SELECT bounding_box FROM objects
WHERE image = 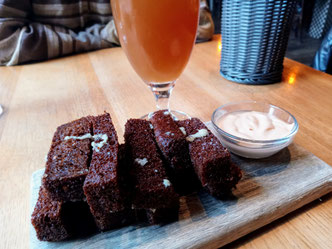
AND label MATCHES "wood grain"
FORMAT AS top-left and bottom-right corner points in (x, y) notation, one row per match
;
(29, 124), (332, 248)
(0, 35), (332, 248)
